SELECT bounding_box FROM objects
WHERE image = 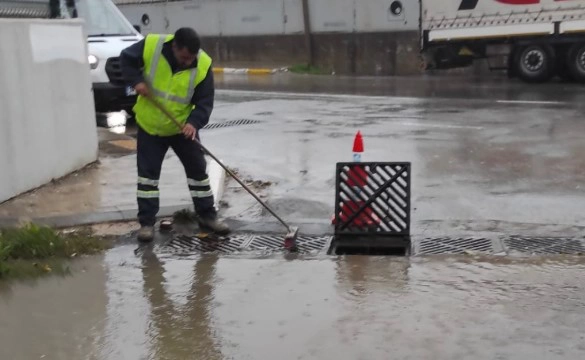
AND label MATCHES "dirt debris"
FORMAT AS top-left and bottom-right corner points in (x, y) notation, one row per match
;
(173, 209), (198, 224)
(225, 166), (274, 190)
(244, 180), (273, 189)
